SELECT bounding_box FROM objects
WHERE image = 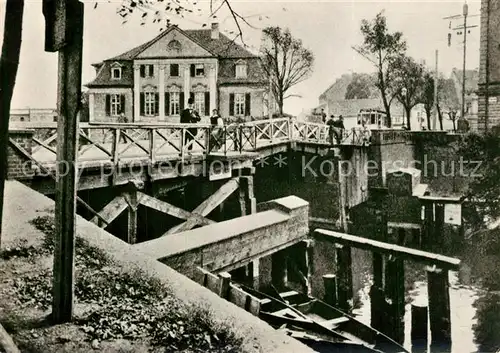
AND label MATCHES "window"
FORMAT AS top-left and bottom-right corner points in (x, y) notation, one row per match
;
(140, 64), (154, 78)
(144, 92), (155, 116)
(195, 64), (205, 77)
(110, 94), (122, 116)
(194, 92), (205, 115)
(111, 67), (122, 79)
(170, 92), (180, 115)
(236, 64), (247, 78)
(235, 93), (245, 116)
(170, 64), (179, 77)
